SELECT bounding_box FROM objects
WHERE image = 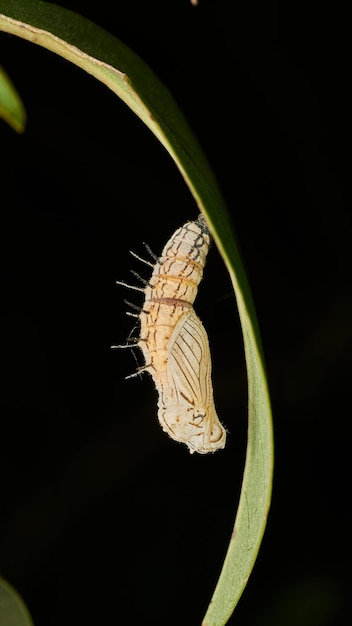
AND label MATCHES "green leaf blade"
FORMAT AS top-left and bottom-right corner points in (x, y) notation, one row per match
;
(203, 330), (274, 625)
